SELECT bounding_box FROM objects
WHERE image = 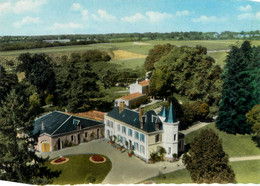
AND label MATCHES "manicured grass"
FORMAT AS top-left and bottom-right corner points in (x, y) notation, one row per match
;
(45, 154), (112, 185)
(208, 51), (228, 67)
(230, 160), (260, 184)
(144, 160), (260, 184)
(143, 169), (192, 184)
(185, 123), (260, 157)
(144, 101), (167, 112)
